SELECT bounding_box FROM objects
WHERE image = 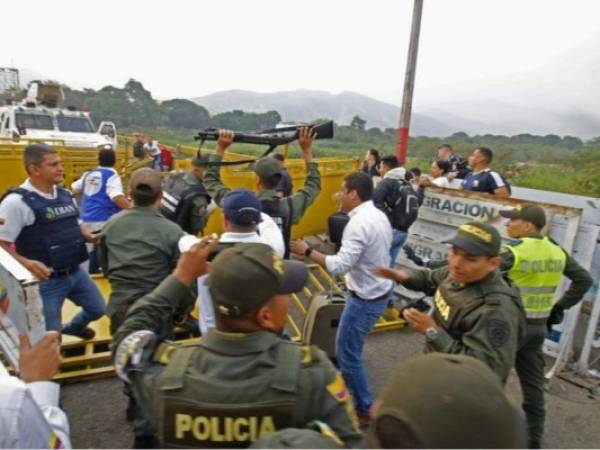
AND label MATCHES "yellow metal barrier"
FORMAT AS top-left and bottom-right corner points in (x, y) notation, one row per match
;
(172, 142), (360, 237)
(0, 142), (130, 195)
(1, 135), (401, 381)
